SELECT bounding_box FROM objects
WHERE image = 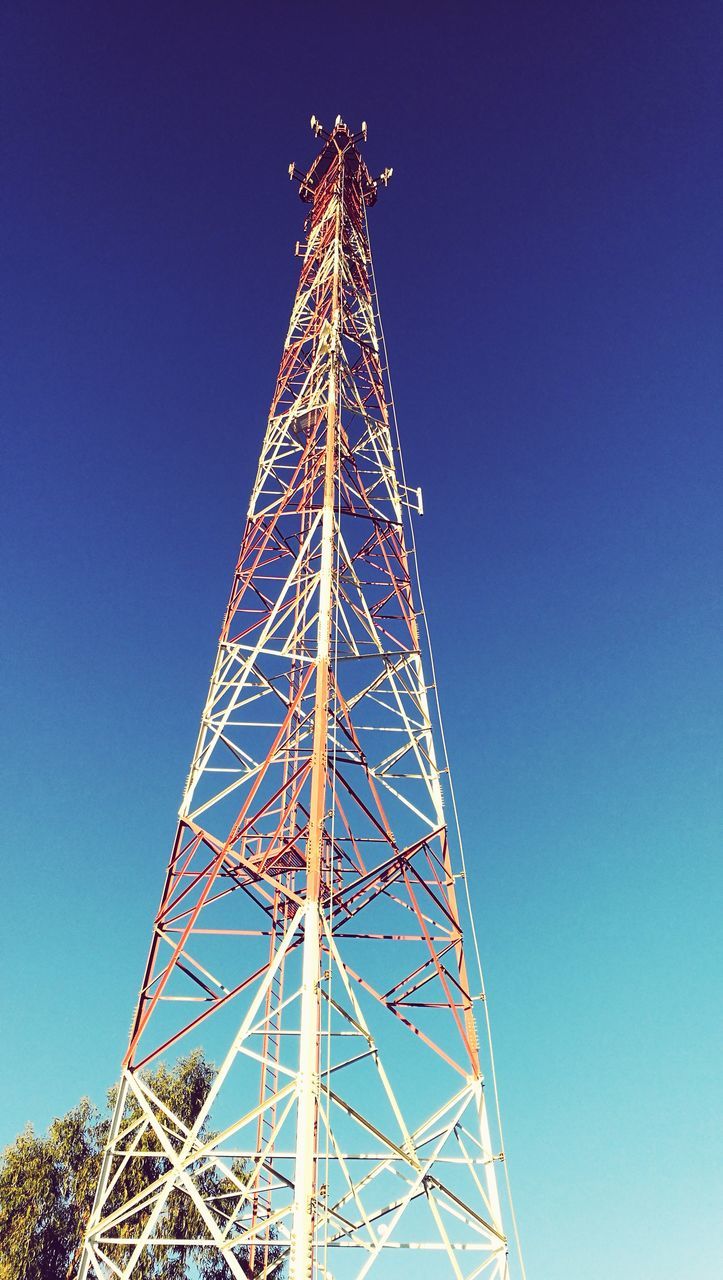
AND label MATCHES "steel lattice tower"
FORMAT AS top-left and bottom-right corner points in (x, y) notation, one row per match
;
(80, 117), (516, 1280)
